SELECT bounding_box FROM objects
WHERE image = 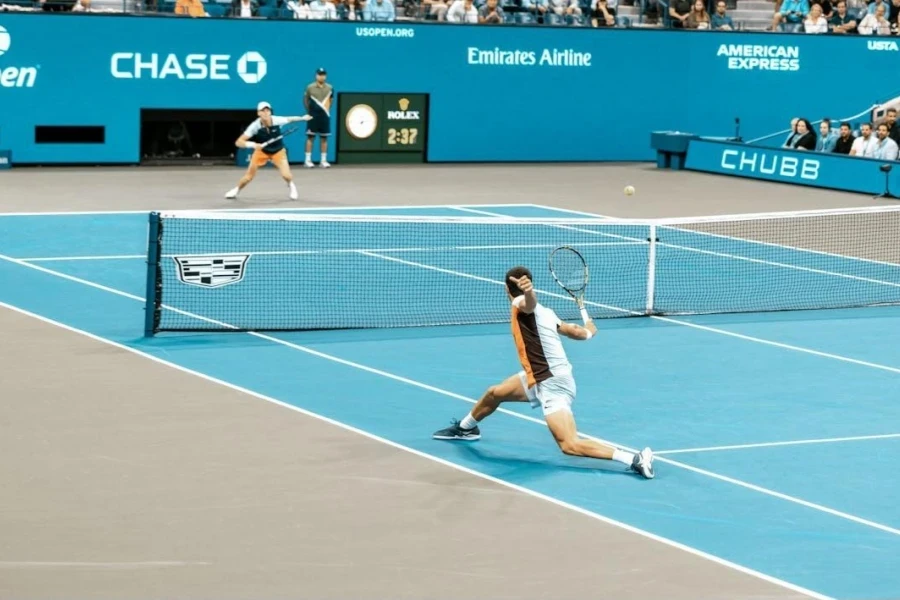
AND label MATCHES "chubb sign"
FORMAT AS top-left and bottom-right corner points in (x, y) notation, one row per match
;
(0, 25), (38, 88)
(720, 149), (820, 181)
(110, 51), (268, 84)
